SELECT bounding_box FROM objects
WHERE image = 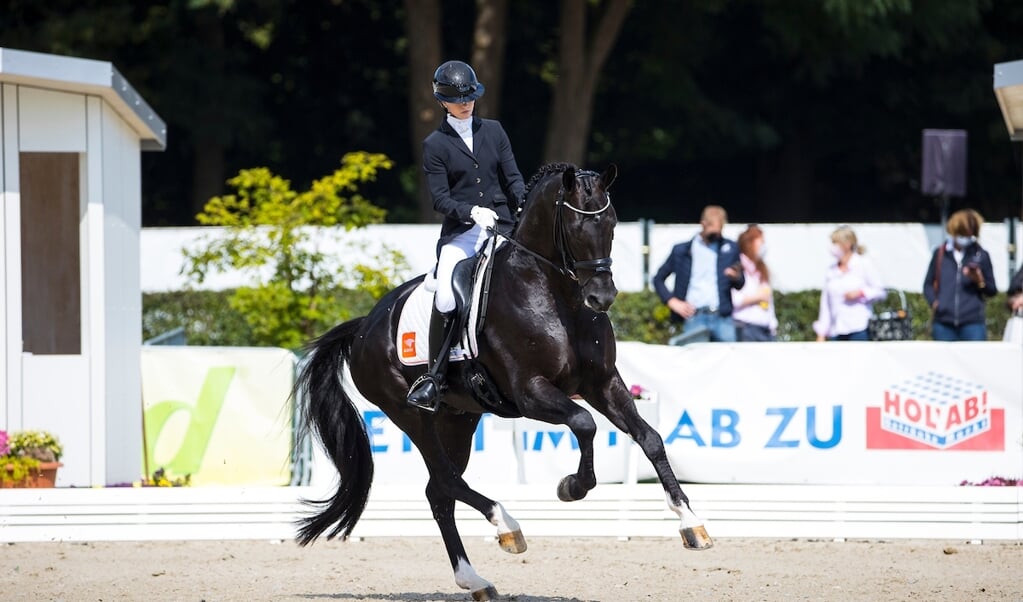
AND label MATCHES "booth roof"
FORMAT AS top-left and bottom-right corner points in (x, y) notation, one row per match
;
(0, 47), (166, 151)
